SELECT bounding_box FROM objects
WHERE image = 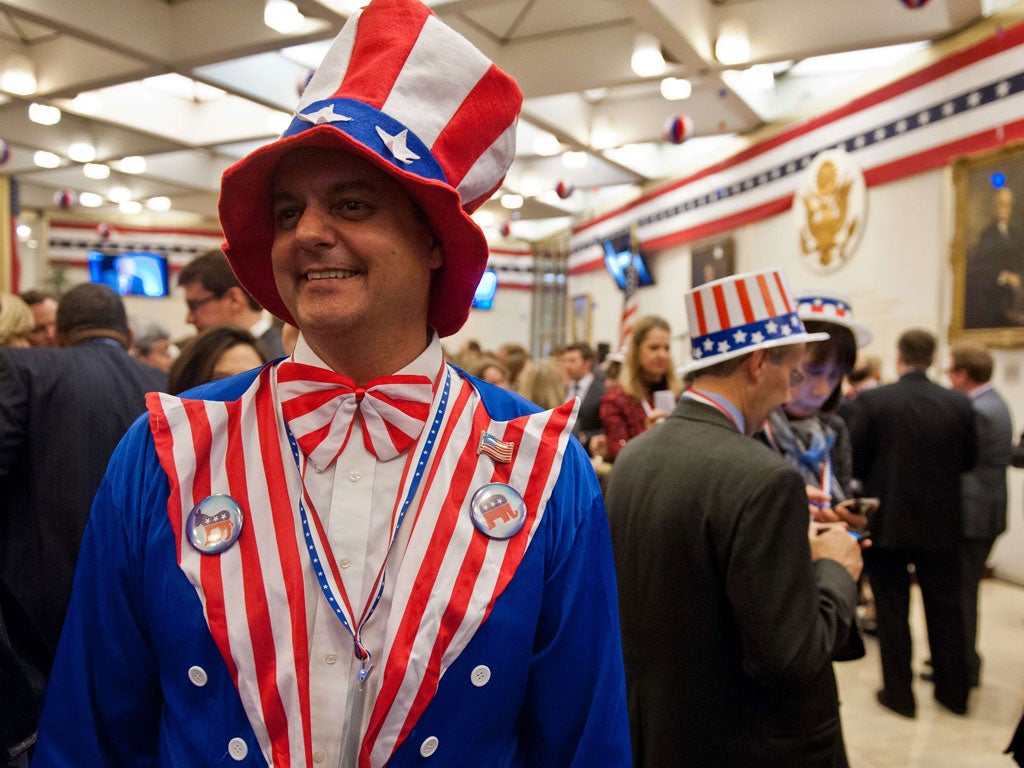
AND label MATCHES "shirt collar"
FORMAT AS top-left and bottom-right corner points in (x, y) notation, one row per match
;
(291, 330), (444, 386)
(249, 316), (272, 340)
(968, 381), (993, 400)
(683, 388), (746, 434)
